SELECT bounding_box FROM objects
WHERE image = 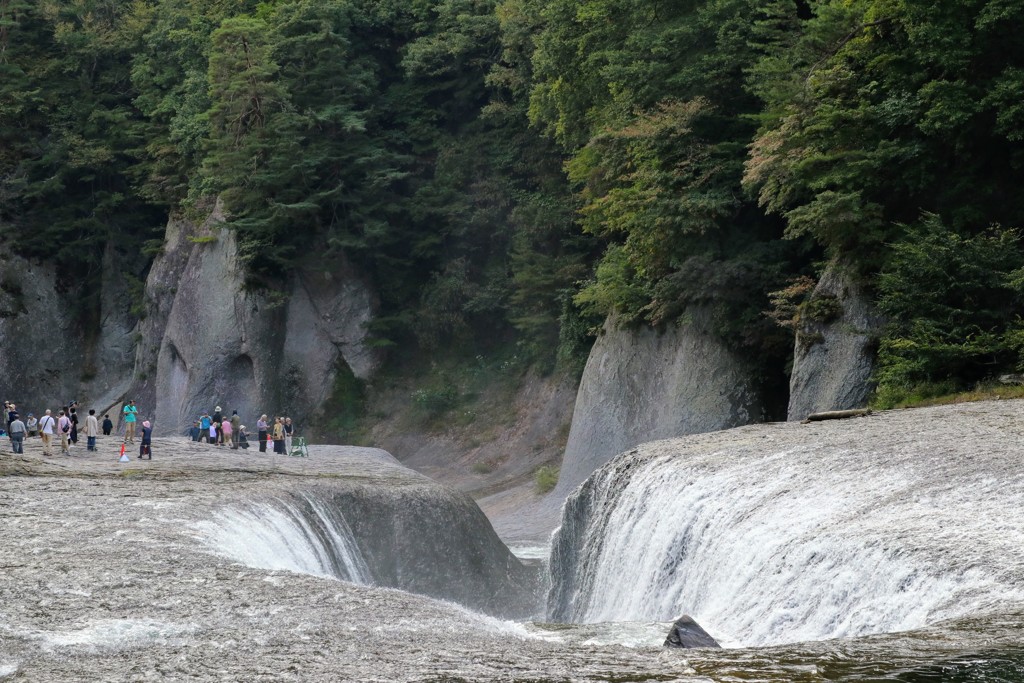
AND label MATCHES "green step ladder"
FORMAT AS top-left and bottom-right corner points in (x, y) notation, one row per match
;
(289, 436), (309, 458)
